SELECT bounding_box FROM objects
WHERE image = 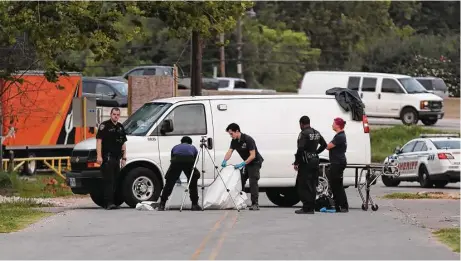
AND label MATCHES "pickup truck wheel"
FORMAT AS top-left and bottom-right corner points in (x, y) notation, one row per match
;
(266, 188), (300, 207)
(421, 119), (438, 126)
(381, 175), (400, 187)
(400, 108), (418, 125)
(123, 167), (161, 208)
